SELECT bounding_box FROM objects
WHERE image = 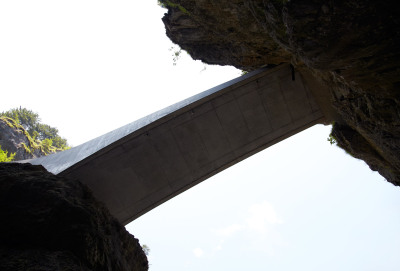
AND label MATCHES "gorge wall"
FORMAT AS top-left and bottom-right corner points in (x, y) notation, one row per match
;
(160, 0), (400, 185)
(0, 120), (149, 270)
(0, 163), (148, 271)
